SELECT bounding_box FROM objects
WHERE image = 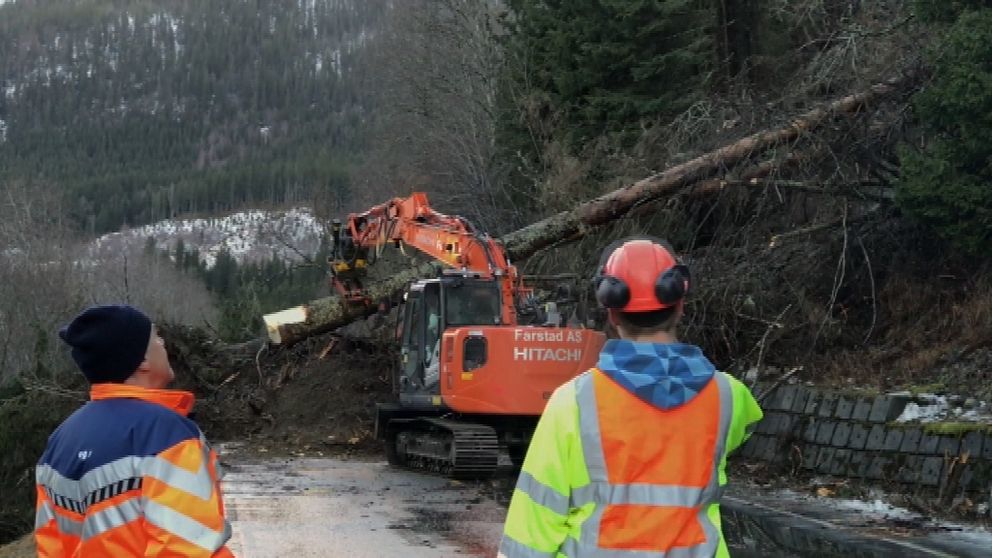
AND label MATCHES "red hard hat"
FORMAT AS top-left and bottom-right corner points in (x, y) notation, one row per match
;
(595, 238), (690, 312)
